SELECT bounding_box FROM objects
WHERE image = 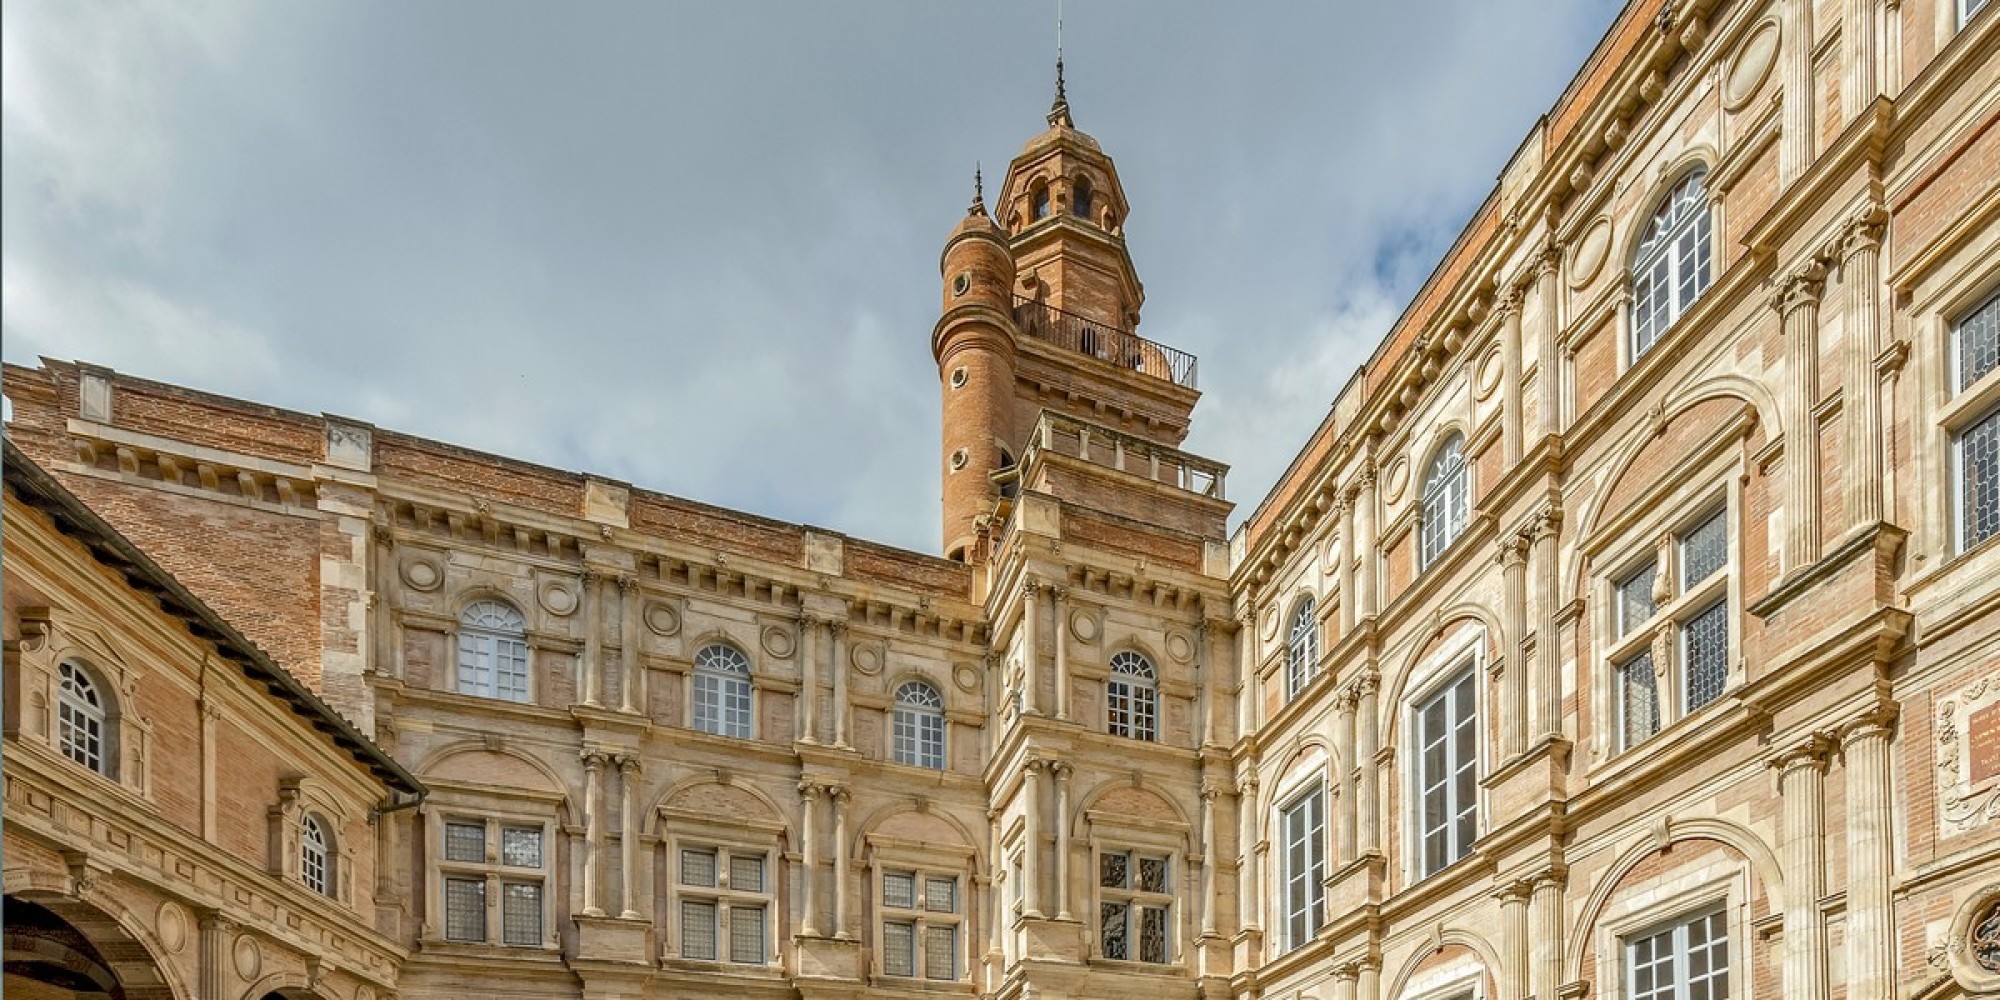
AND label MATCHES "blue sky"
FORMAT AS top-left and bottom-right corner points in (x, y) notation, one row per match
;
(2, 0), (1623, 552)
